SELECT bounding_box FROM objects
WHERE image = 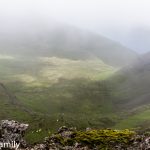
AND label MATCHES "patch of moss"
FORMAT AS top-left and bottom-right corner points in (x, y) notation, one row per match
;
(53, 129), (135, 148)
(74, 129), (135, 147)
